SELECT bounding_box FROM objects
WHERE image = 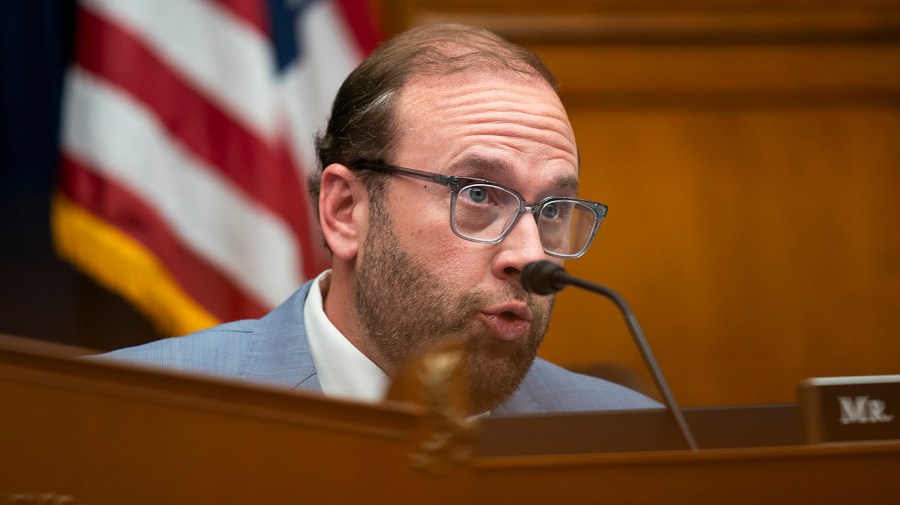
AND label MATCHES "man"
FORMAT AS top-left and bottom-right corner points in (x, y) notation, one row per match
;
(98, 23), (659, 415)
